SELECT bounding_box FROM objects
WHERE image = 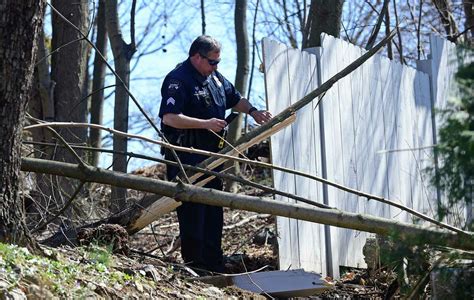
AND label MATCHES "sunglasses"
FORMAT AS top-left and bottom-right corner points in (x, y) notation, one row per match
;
(200, 53), (220, 66)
